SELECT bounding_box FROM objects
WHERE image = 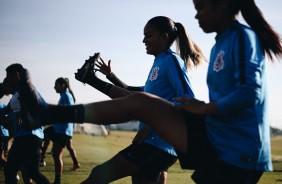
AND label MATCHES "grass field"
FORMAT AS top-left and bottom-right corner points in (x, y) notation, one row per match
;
(1, 131), (282, 184)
